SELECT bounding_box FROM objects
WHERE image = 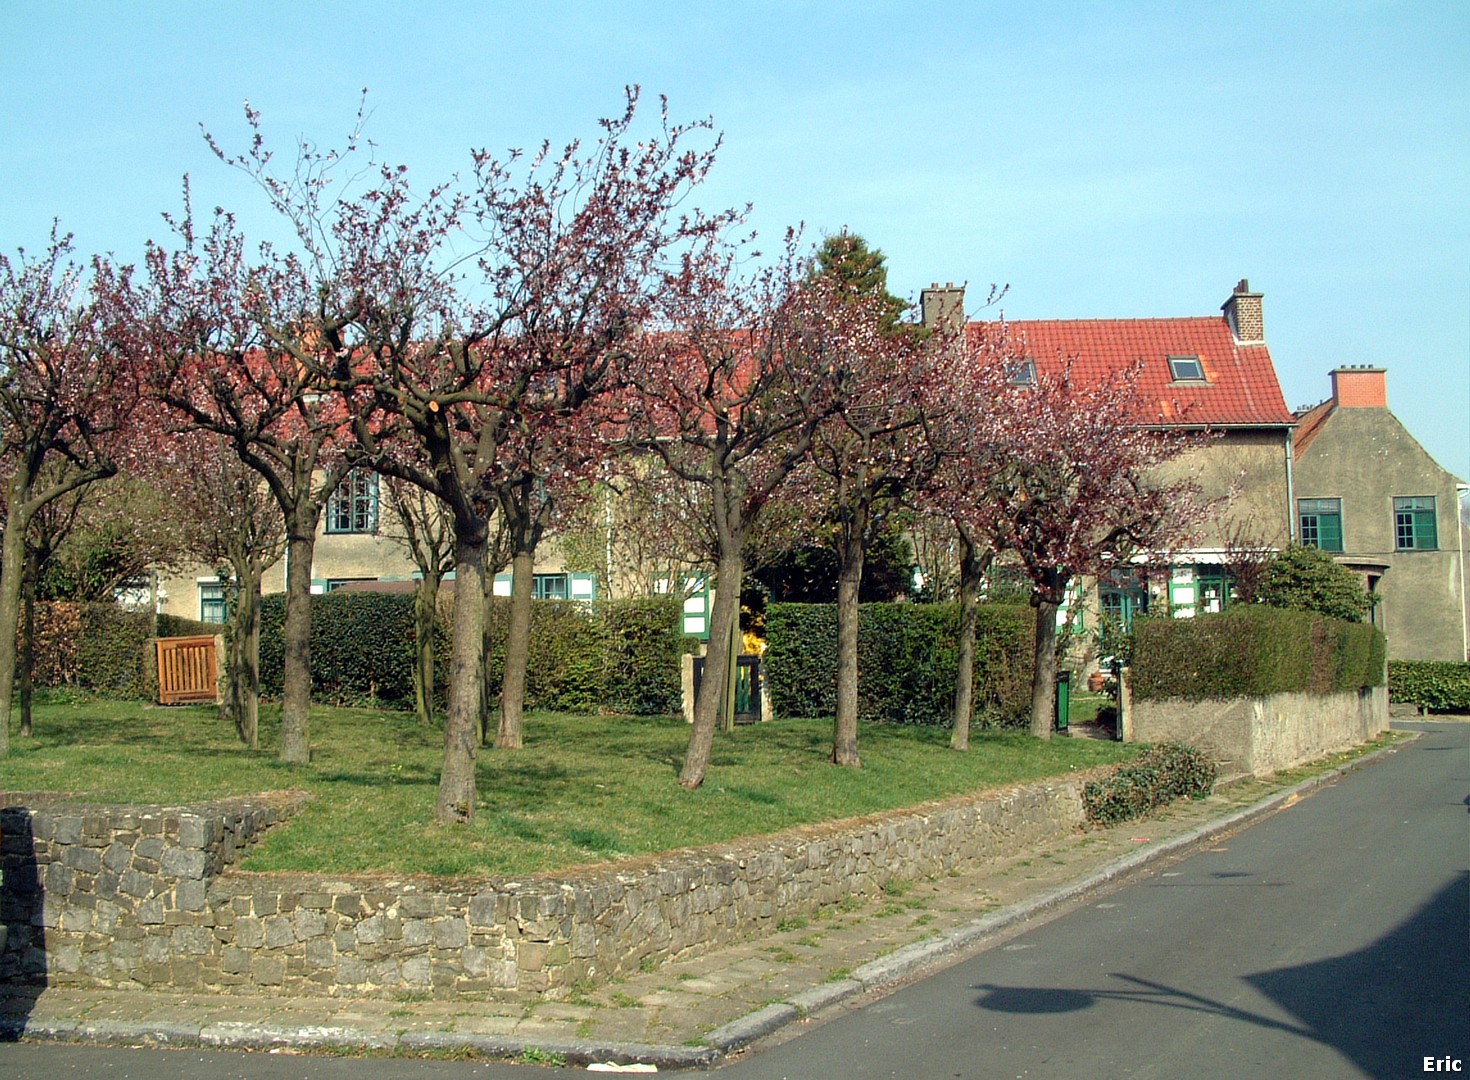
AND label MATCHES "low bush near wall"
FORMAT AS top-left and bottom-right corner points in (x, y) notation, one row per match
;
(1389, 660), (1470, 713)
(1083, 743), (1218, 825)
(764, 602), (1034, 727)
(1129, 606), (1386, 702)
